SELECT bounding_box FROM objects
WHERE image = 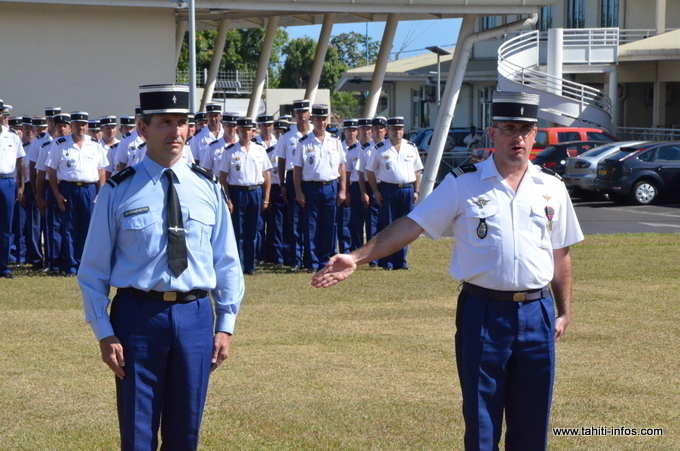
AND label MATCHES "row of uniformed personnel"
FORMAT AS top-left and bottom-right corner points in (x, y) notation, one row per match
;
(0, 97), (423, 277)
